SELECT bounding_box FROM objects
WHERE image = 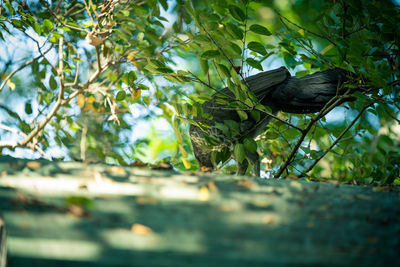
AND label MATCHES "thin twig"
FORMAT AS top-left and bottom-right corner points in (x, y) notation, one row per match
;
(0, 123), (50, 159)
(240, 1), (249, 78)
(274, 93), (350, 178)
(276, 10), (337, 47)
(302, 103), (373, 174)
(0, 46), (52, 91)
